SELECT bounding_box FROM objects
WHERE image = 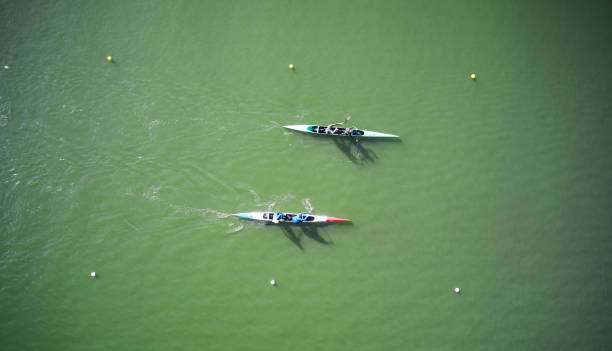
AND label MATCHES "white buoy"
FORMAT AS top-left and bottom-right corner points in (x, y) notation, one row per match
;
(90, 272), (97, 277)
(3, 65), (8, 69)
(470, 73), (476, 80)
(270, 279), (276, 286)
(288, 64), (294, 70)
(454, 287), (460, 293)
